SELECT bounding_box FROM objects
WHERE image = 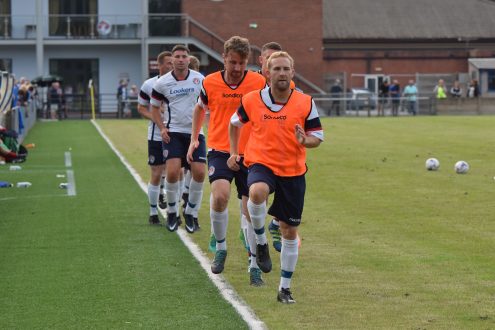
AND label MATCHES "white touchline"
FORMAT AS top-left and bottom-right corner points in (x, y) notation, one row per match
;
(66, 169), (77, 196)
(92, 120), (266, 330)
(64, 151), (72, 167)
